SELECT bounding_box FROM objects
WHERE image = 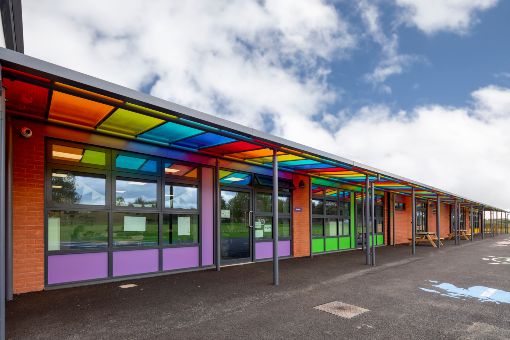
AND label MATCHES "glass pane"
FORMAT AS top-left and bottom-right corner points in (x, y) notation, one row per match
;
(255, 216), (273, 239)
(340, 219), (350, 236)
(163, 162), (198, 179)
(112, 212), (158, 247)
(278, 195), (291, 214)
(115, 179), (157, 208)
(325, 200), (338, 215)
(279, 218), (291, 239)
(256, 193), (272, 213)
(162, 214), (199, 244)
(51, 171), (106, 205)
(115, 154), (158, 173)
(312, 199), (323, 215)
(312, 218), (324, 236)
(221, 190), (251, 260)
(165, 185), (198, 209)
(52, 144), (106, 166)
(325, 218), (338, 236)
(47, 211), (108, 251)
(98, 108), (164, 136)
(219, 170), (252, 186)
